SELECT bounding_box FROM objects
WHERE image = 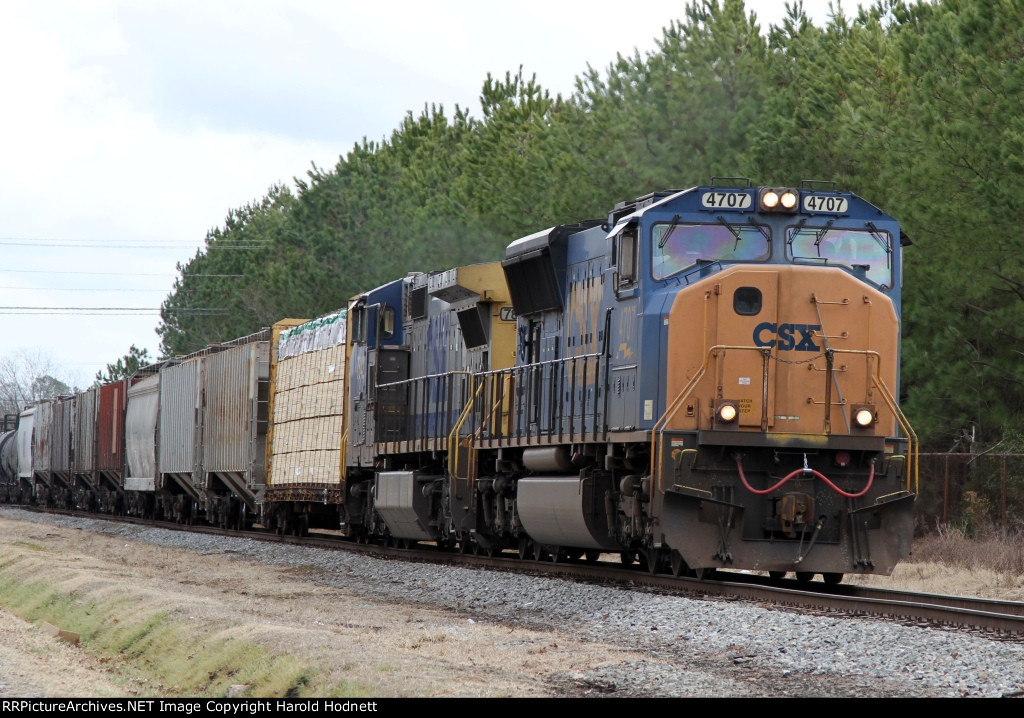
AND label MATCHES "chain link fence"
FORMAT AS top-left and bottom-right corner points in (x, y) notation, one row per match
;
(917, 453), (1024, 534)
